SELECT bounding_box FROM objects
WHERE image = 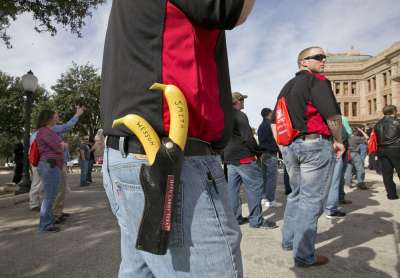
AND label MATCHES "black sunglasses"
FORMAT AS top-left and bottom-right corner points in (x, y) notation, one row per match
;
(304, 54), (326, 61)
